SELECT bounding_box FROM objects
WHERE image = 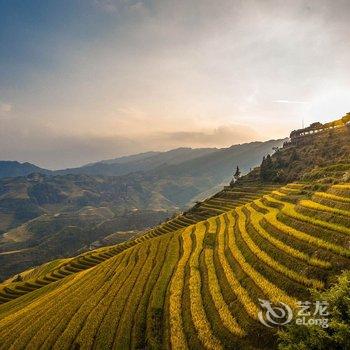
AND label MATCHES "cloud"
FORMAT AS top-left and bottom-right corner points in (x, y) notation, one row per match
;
(0, 120), (260, 169)
(0, 127), (139, 169)
(0, 102), (12, 117)
(273, 100), (309, 104)
(93, 0), (146, 14)
(1, 0), (350, 168)
(129, 1), (146, 13)
(93, 0), (118, 13)
(155, 125), (260, 147)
